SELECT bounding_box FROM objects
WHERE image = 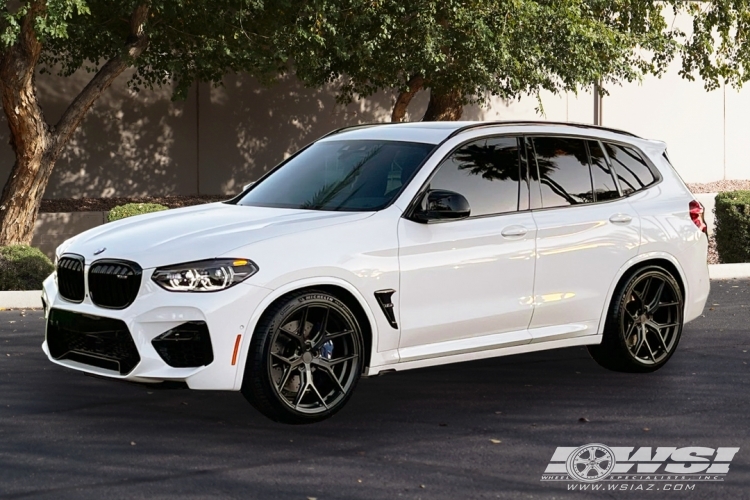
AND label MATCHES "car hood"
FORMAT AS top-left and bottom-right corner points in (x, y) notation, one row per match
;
(60, 203), (373, 269)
